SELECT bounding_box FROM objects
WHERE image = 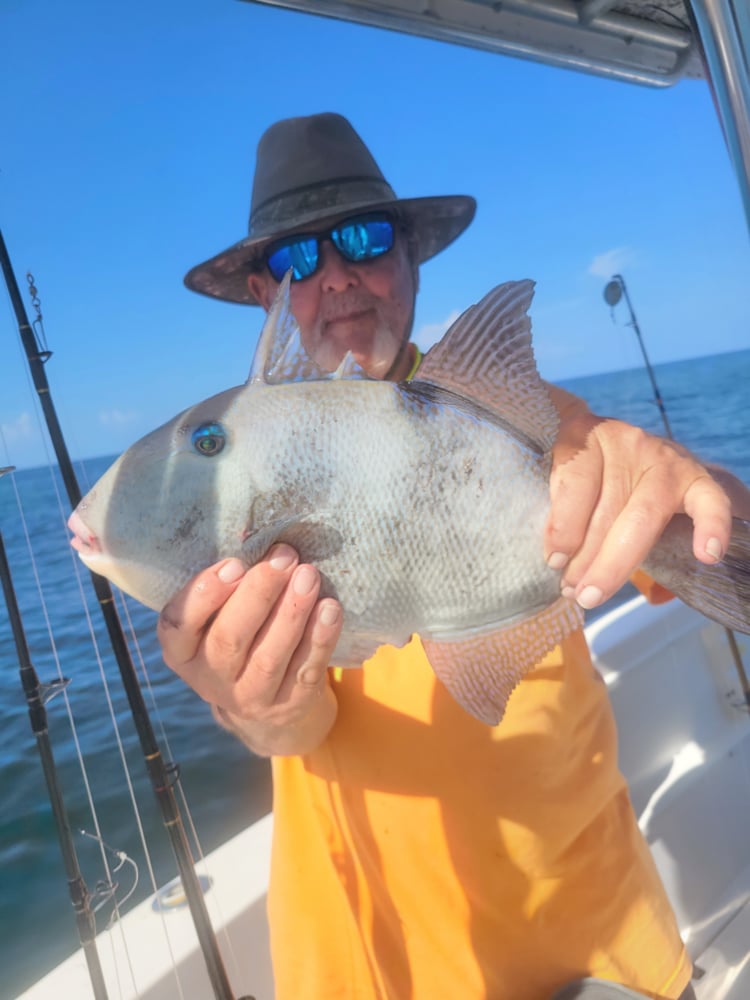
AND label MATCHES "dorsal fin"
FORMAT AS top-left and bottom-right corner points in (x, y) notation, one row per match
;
(248, 271), (370, 386)
(416, 280), (558, 452)
(248, 271), (332, 385)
